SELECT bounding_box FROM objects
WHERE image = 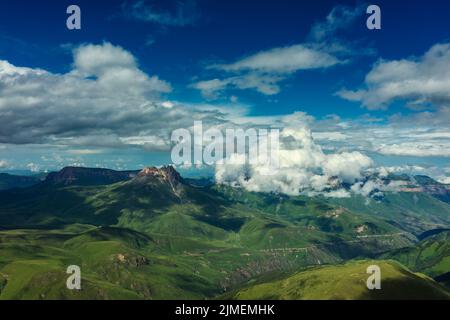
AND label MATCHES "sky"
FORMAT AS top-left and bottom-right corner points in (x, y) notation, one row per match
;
(0, 0), (449, 185)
